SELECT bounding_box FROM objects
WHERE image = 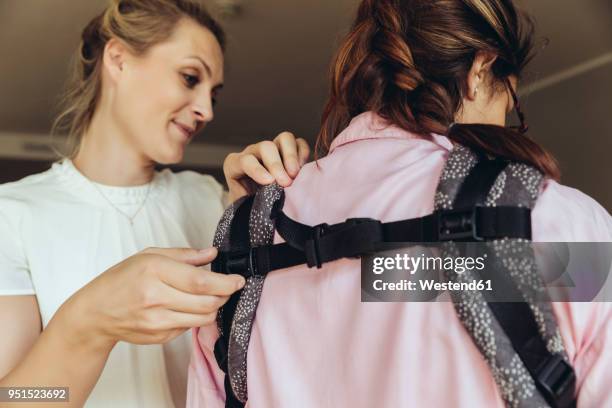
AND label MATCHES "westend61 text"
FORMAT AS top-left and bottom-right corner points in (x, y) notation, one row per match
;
(372, 279), (493, 292)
